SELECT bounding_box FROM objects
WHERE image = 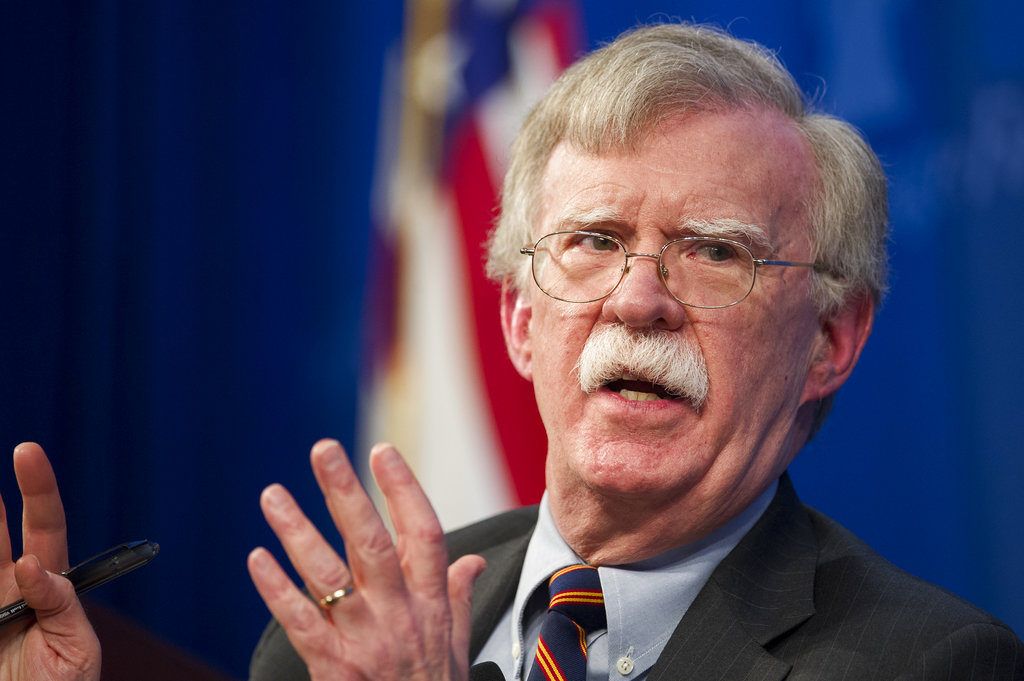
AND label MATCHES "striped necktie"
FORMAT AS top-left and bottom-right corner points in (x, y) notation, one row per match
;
(527, 565), (607, 681)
